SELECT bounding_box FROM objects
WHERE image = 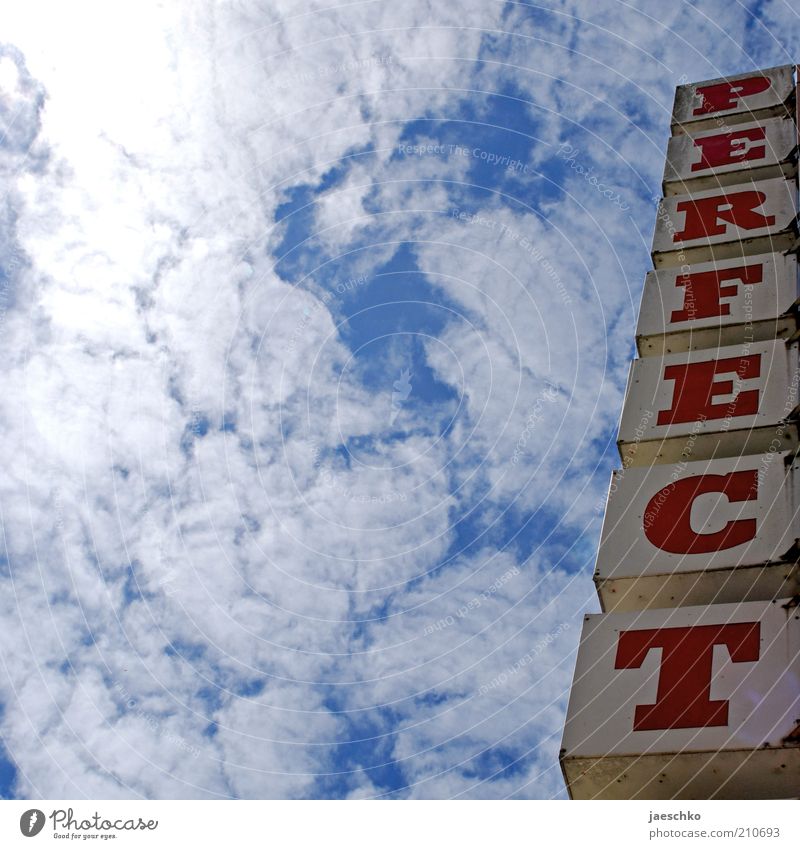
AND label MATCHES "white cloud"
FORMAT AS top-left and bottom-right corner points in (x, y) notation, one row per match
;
(0, 0), (791, 799)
